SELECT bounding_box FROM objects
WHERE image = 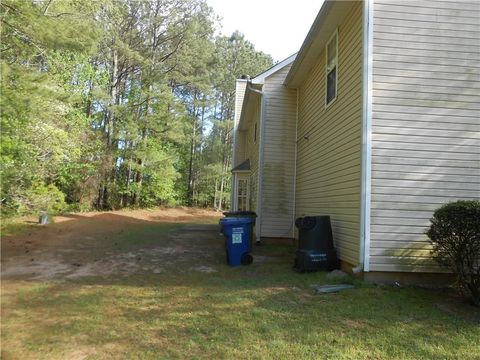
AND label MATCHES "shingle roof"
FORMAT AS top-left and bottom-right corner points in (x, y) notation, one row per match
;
(231, 159), (251, 172)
